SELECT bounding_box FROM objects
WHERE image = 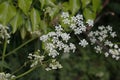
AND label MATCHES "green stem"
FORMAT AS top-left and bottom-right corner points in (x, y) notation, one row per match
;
(13, 67), (36, 80)
(1, 39), (7, 71)
(12, 61), (30, 75)
(4, 37), (37, 57)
